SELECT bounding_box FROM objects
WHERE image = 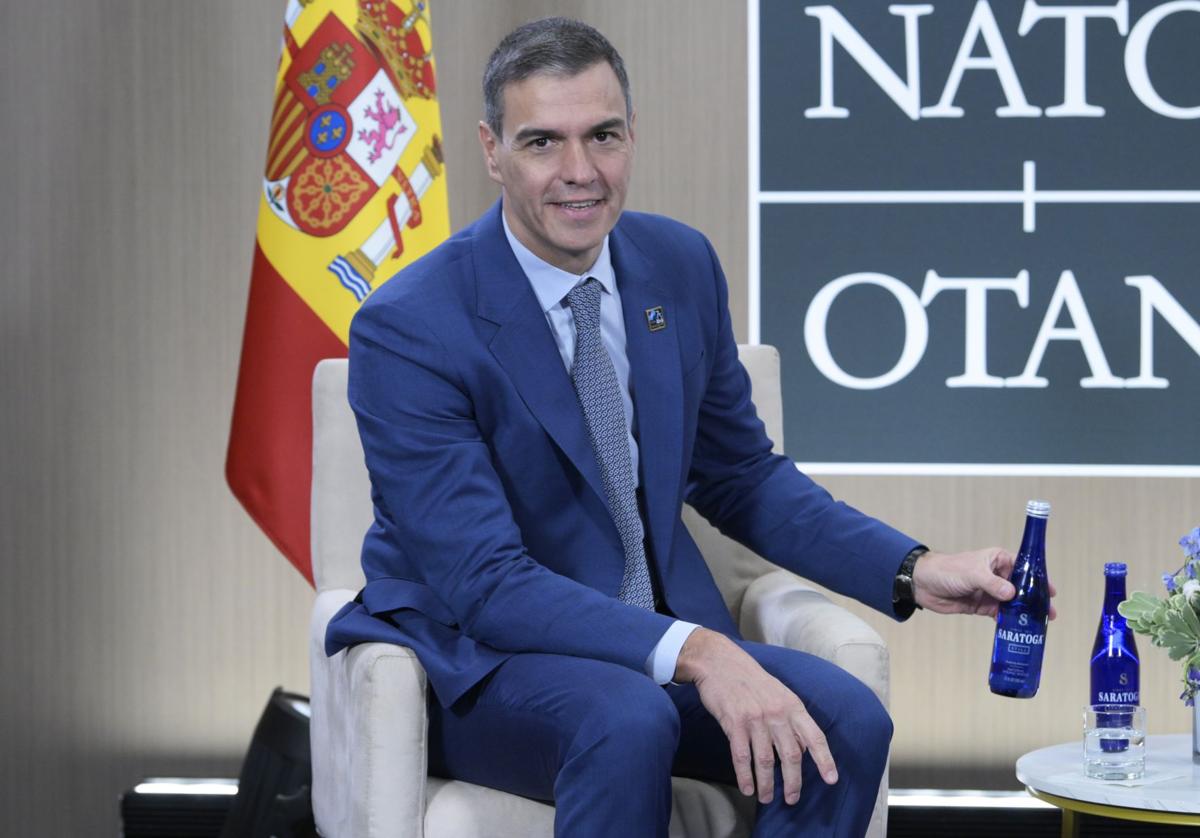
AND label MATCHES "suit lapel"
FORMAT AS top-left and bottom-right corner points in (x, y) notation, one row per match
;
(611, 226), (684, 574)
(473, 204), (607, 505)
